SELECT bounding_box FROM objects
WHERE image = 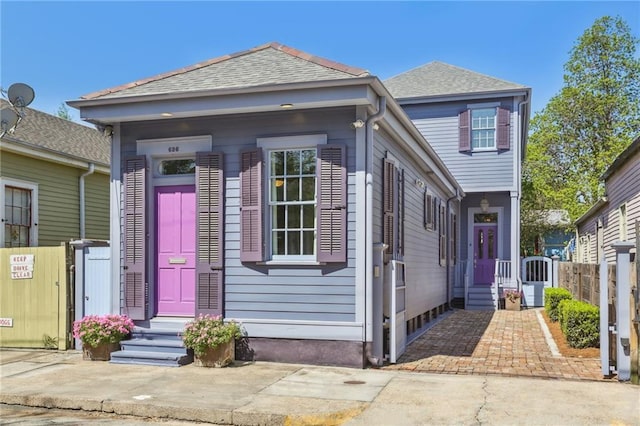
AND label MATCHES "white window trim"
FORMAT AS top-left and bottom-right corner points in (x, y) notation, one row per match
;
(619, 203), (627, 241)
(0, 177), (39, 247)
(257, 134), (327, 261)
(470, 107), (497, 152)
